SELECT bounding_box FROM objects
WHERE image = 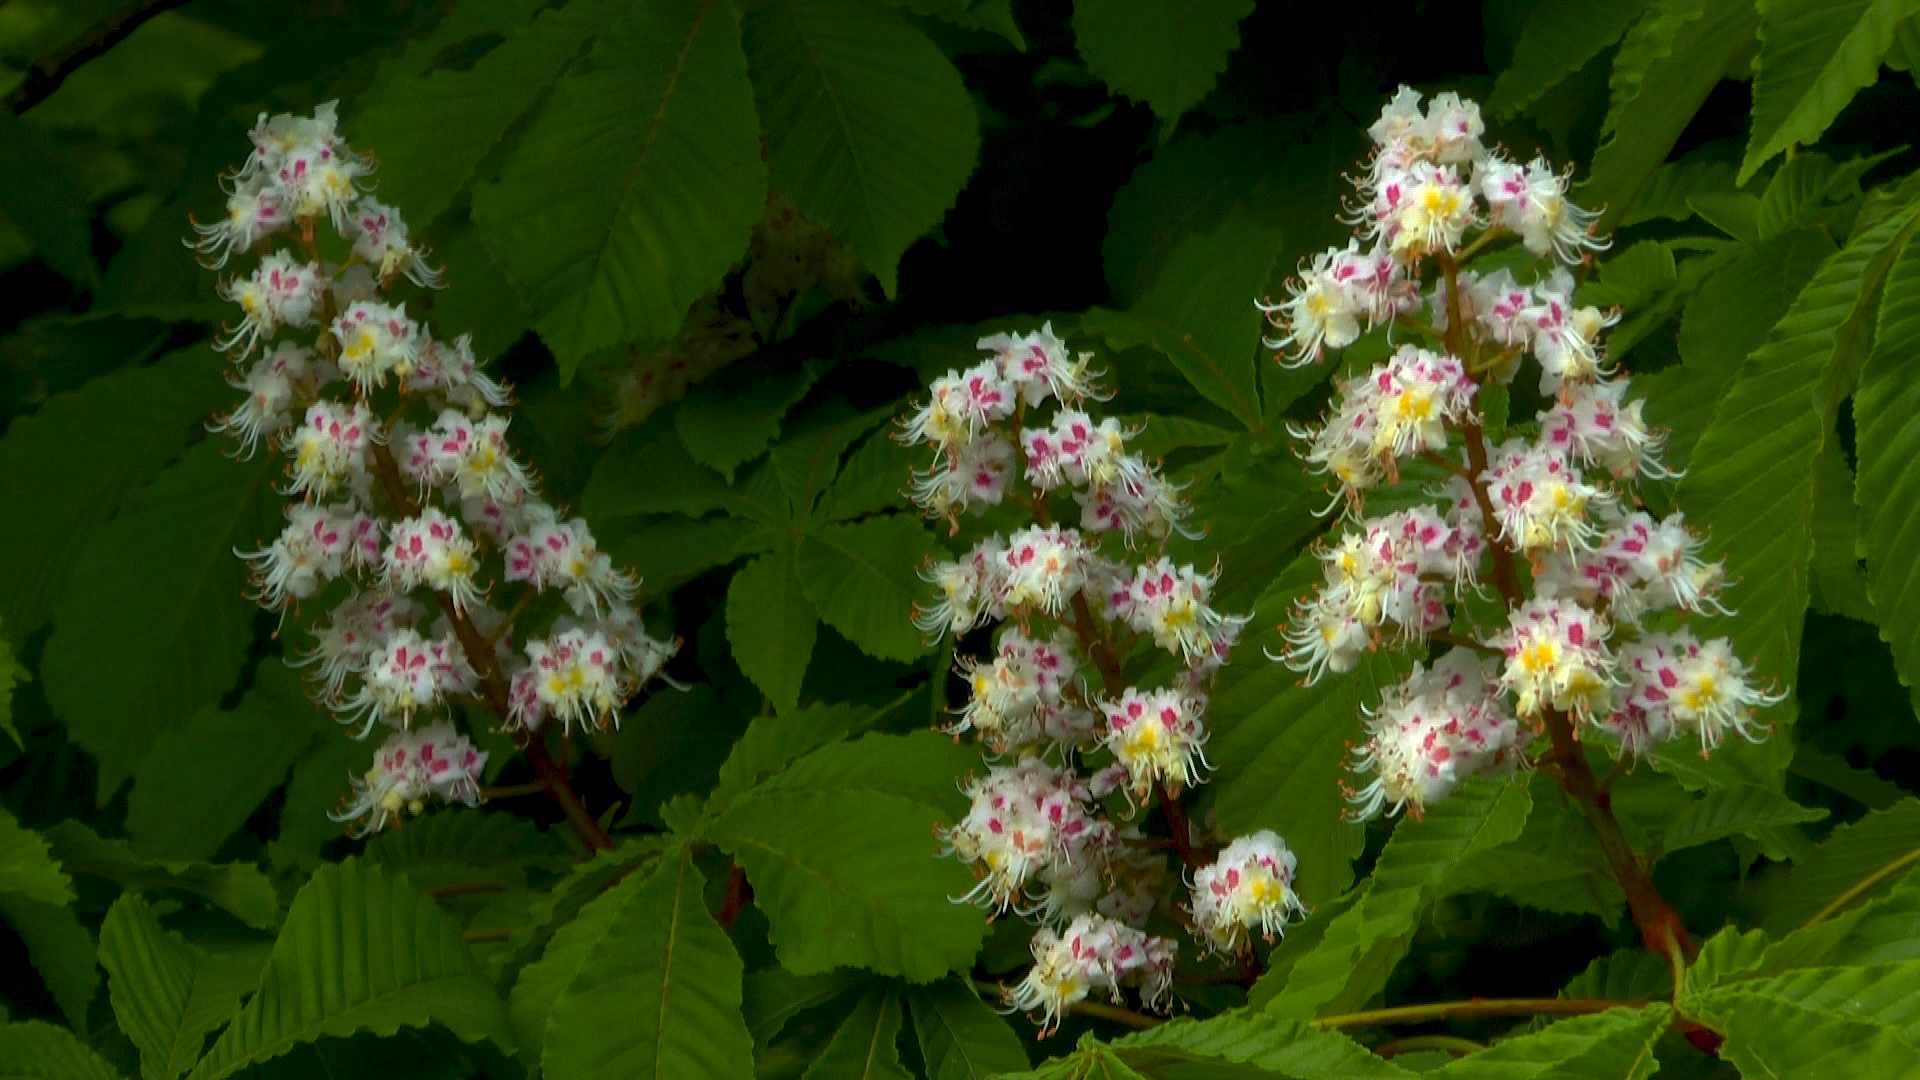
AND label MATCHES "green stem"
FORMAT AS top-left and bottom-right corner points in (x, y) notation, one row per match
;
(1316, 997), (1638, 1030)
(1800, 847), (1920, 930)
(1375, 1034), (1486, 1058)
